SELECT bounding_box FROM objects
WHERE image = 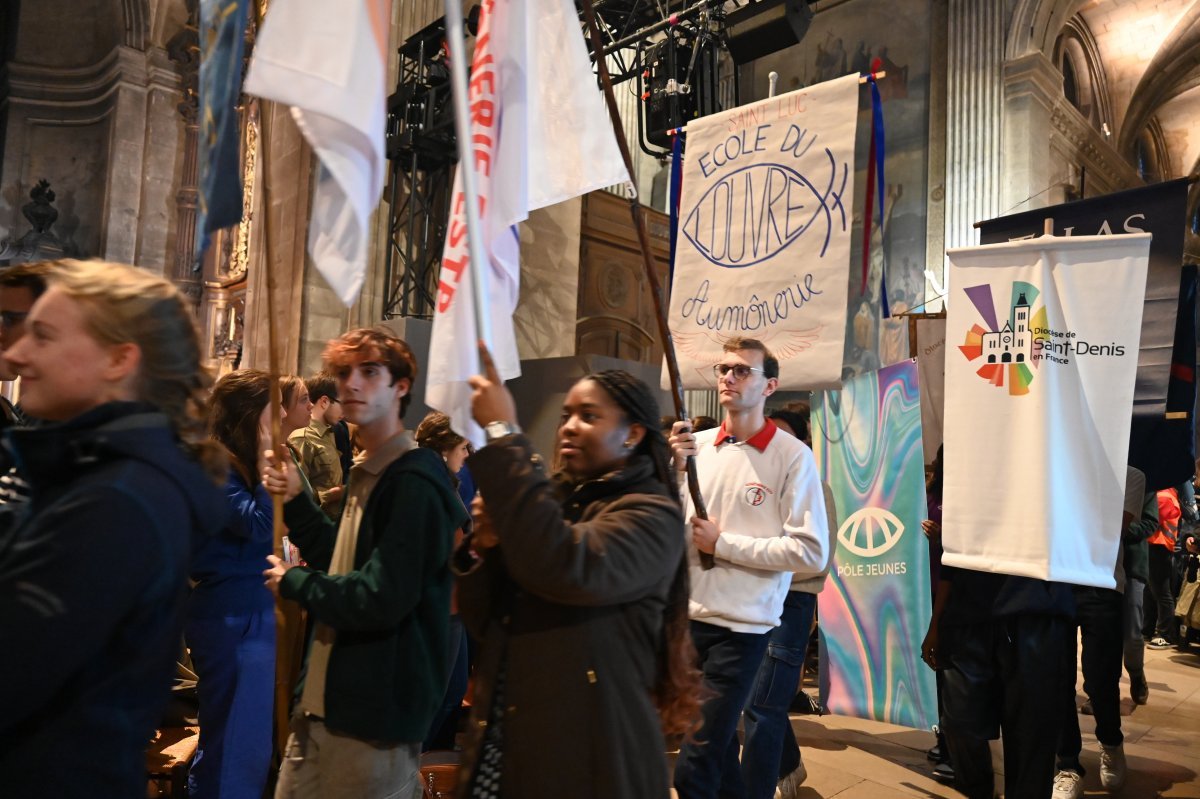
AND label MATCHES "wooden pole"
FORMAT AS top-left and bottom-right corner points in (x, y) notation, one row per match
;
(256, 95), (306, 766)
(577, 0), (713, 568)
